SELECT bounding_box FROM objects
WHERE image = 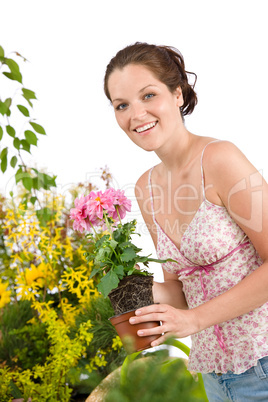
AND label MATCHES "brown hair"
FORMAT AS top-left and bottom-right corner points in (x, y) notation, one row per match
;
(104, 42), (198, 116)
